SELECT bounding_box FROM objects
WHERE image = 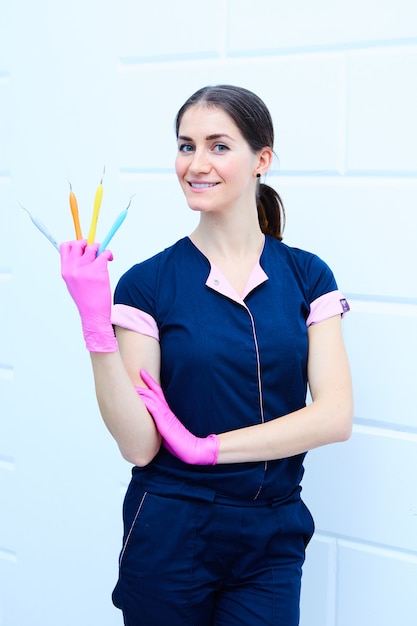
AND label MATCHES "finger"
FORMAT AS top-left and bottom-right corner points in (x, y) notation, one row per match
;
(60, 239), (86, 262)
(65, 239), (89, 260)
(60, 241), (72, 262)
(135, 387), (154, 402)
(96, 248), (114, 264)
(82, 242), (100, 262)
(140, 369), (159, 391)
